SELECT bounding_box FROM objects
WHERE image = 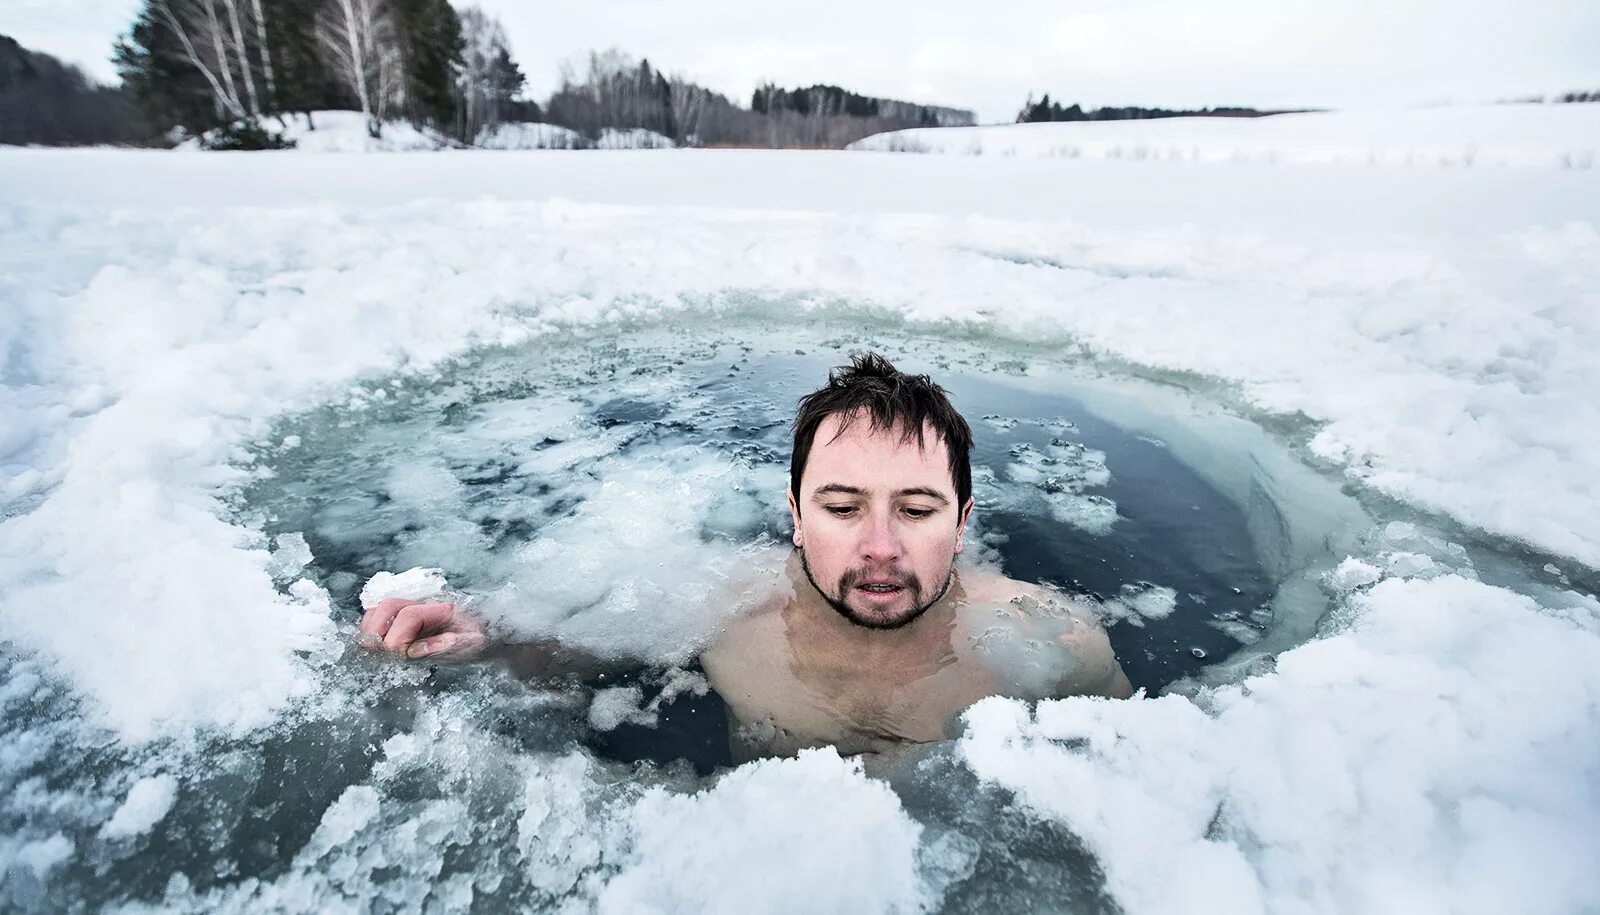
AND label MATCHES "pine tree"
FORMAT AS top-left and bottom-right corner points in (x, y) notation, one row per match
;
(391, 0), (462, 128)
